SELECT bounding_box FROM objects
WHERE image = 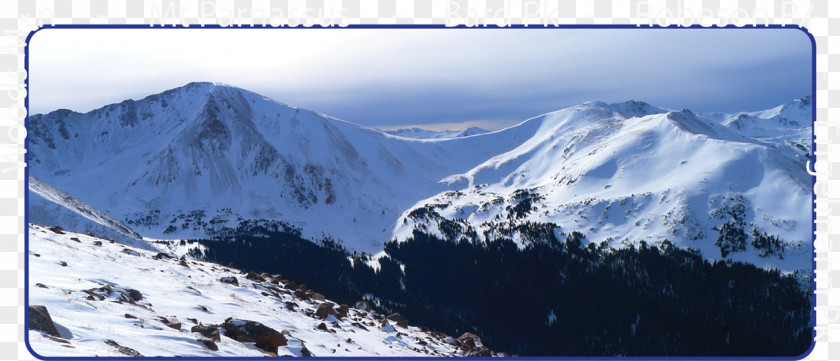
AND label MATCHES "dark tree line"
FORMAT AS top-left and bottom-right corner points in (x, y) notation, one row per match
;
(187, 220), (813, 357)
